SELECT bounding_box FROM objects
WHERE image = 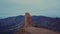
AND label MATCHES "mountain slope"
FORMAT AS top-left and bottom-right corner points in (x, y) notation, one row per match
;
(0, 15), (60, 34)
